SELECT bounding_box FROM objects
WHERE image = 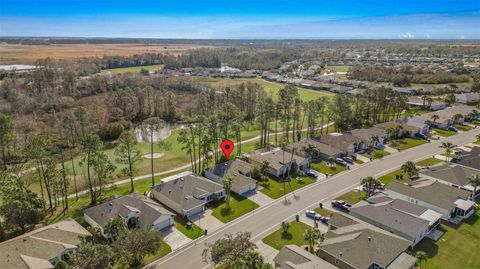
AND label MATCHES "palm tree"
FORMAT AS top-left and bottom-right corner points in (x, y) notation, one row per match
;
(440, 142), (456, 162)
(328, 156), (335, 167)
(467, 174), (480, 200)
(421, 95), (428, 108)
(281, 221), (291, 236)
(242, 251), (264, 268)
(259, 160), (270, 182)
(400, 161), (419, 183)
(426, 97), (434, 109)
(361, 176), (382, 197)
(415, 250), (428, 269)
(303, 227), (322, 253)
(452, 113), (463, 124)
(223, 176), (234, 209)
(303, 143), (319, 161)
(370, 135), (380, 148)
(430, 114), (439, 124)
